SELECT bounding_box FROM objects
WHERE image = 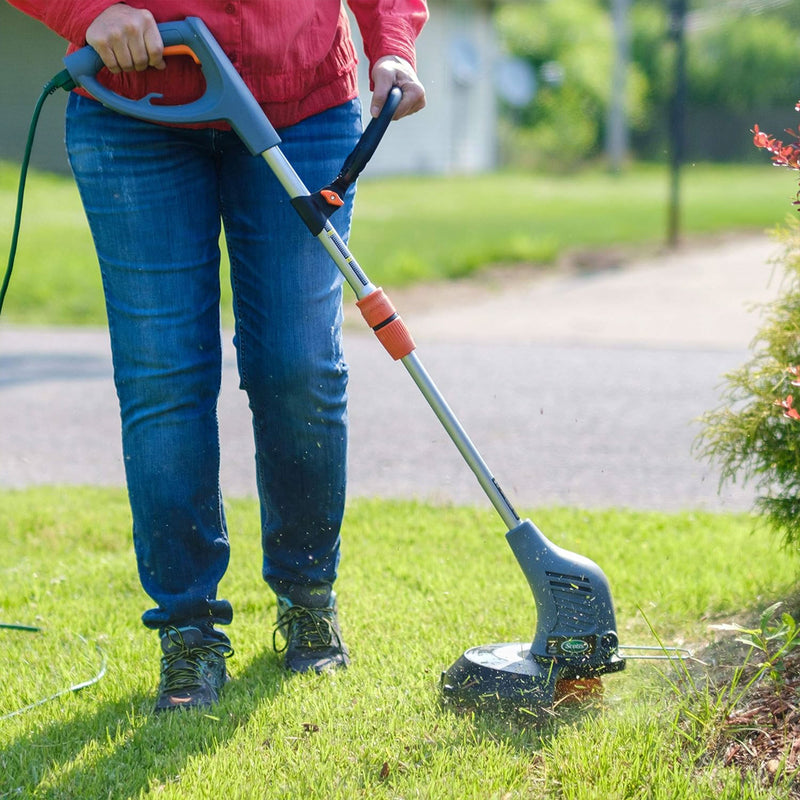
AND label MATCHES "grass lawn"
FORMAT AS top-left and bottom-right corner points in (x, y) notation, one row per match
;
(1, 161), (798, 325)
(1, 487), (798, 798)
